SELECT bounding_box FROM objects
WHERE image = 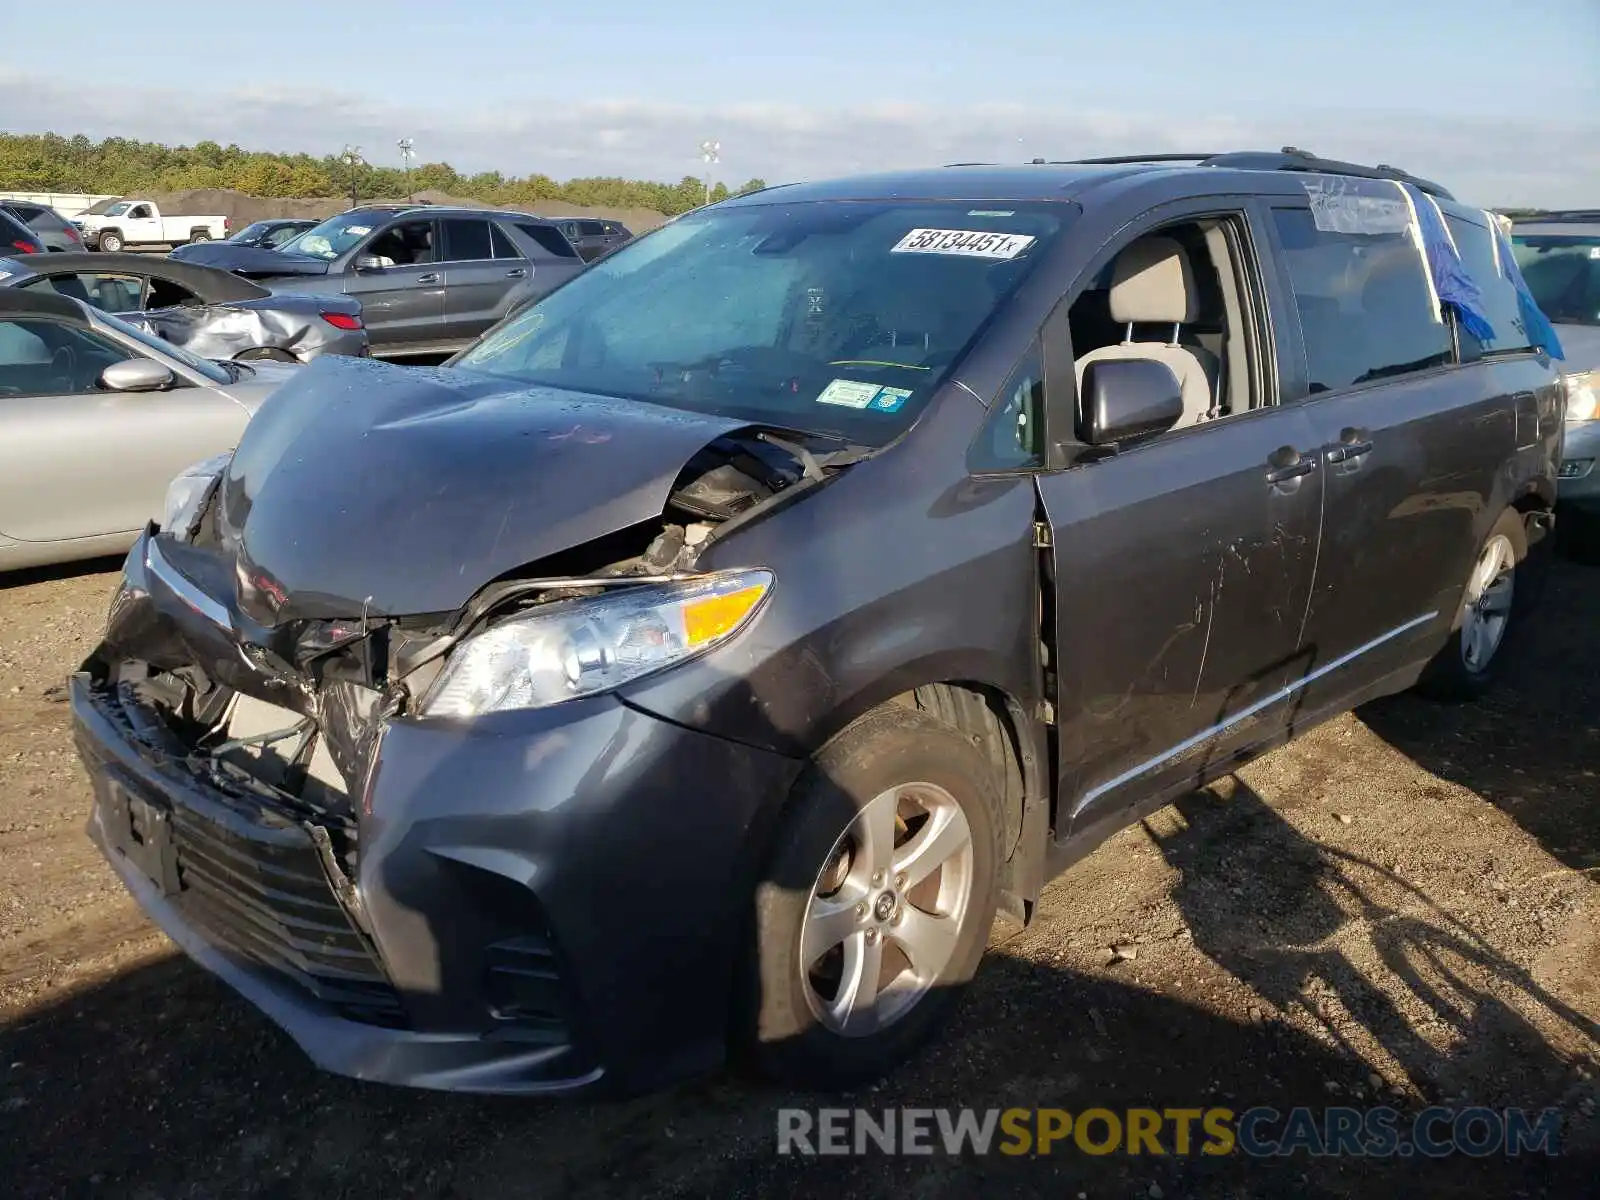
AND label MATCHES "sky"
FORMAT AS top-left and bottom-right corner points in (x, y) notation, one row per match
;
(3, 0), (1598, 206)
